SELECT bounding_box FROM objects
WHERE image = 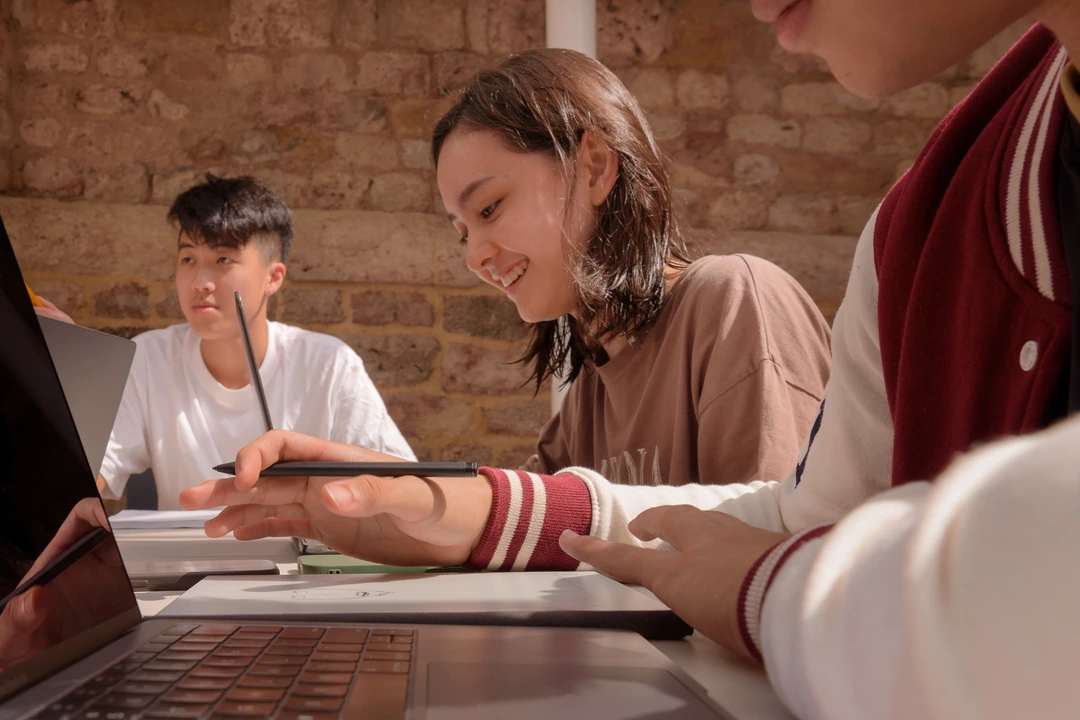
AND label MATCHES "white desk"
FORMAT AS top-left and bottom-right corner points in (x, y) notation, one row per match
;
(123, 529), (793, 720)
